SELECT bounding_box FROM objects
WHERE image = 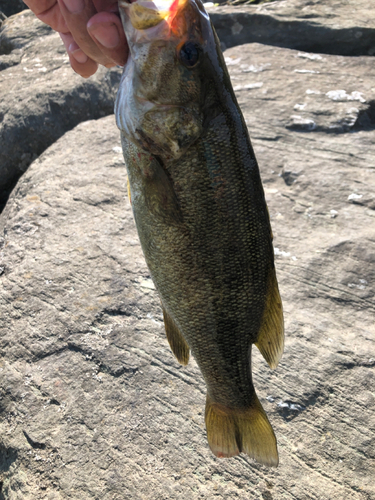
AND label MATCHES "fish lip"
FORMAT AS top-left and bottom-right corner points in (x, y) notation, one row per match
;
(119, 0), (189, 31)
(119, 0), (209, 39)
